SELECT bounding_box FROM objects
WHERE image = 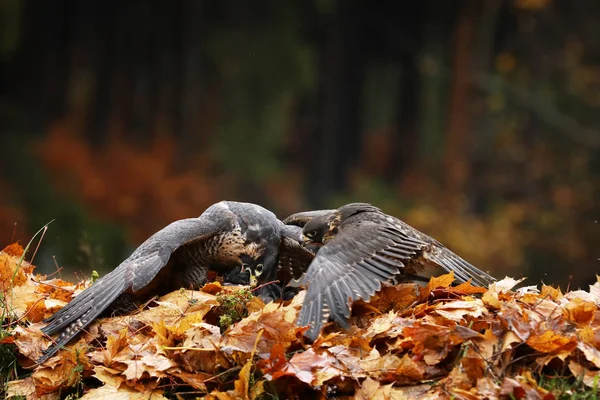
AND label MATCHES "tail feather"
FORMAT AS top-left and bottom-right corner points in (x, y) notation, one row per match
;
(37, 276), (126, 364)
(42, 266), (127, 335)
